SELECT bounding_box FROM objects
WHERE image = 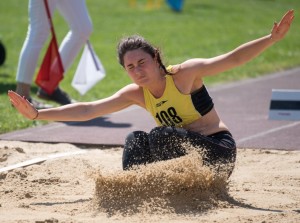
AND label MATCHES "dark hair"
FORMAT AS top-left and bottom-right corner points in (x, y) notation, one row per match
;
(117, 35), (168, 74)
